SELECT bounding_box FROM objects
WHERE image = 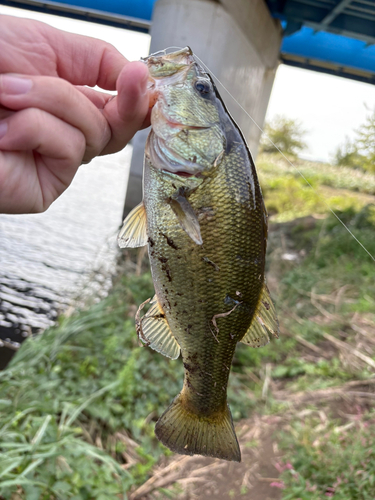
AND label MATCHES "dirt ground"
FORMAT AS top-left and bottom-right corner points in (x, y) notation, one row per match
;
(128, 355), (375, 500)
(130, 414), (284, 500)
